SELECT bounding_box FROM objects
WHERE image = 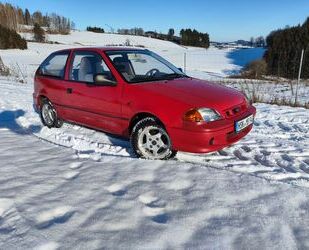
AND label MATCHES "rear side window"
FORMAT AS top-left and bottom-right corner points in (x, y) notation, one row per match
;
(69, 51), (115, 83)
(38, 51), (69, 79)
